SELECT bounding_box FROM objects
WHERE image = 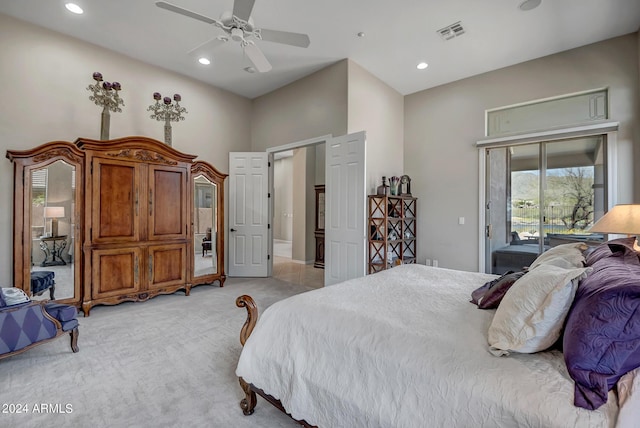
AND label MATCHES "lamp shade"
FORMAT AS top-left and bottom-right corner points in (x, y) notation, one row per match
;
(588, 204), (640, 235)
(44, 206), (65, 218)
